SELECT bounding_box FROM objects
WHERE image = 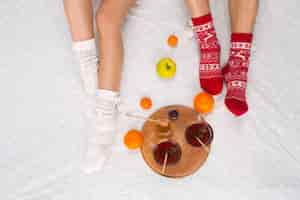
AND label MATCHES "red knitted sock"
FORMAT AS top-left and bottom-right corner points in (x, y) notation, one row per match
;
(223, 33), (253, 116)
(192, 14), (223, 95)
